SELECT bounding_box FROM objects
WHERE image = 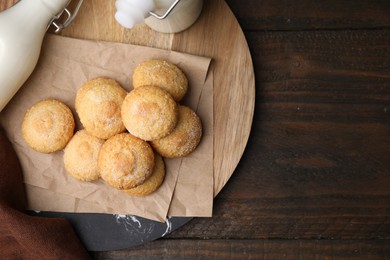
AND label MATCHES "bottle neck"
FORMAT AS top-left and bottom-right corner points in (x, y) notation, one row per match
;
(39, 0), (70, 16)
(1, 0), (70, 33)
